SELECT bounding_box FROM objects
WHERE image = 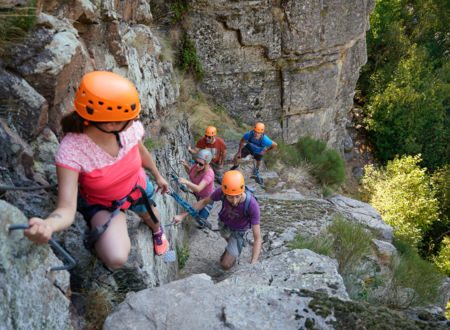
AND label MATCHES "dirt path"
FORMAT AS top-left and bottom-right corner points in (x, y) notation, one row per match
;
(176, 148), (268, 281)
